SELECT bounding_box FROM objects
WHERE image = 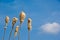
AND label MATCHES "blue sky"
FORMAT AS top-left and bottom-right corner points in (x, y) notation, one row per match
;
(0, 0), (60, 40)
